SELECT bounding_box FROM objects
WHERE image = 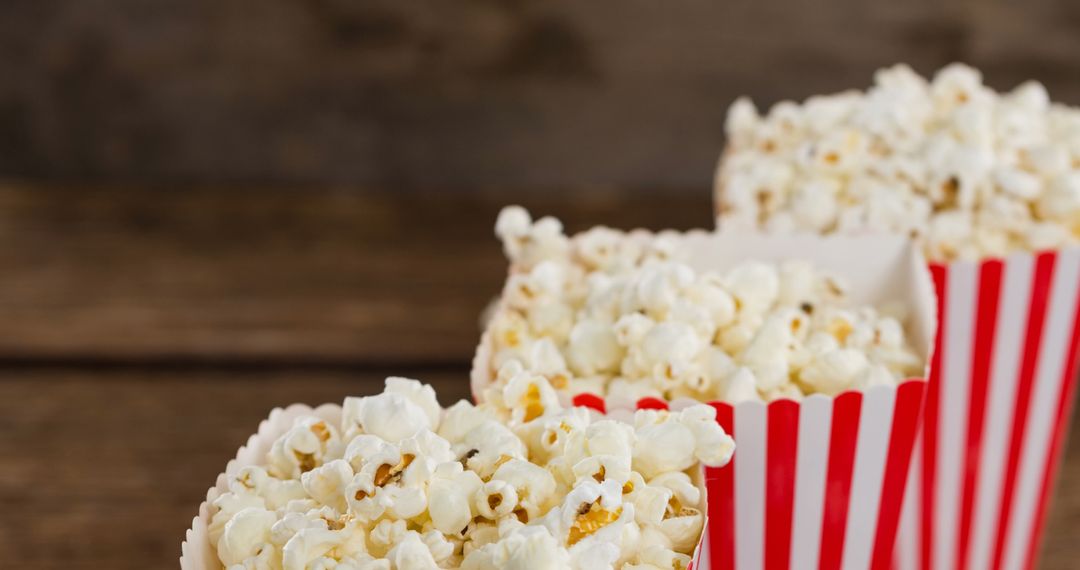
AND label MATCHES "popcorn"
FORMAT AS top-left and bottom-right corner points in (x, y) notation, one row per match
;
(217, 507), (278, 567)
(486, 207), (923, 402)
(209, 377), (731, 569)
(716, 63), (1080, 261)
(343, 378), (438, 443)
